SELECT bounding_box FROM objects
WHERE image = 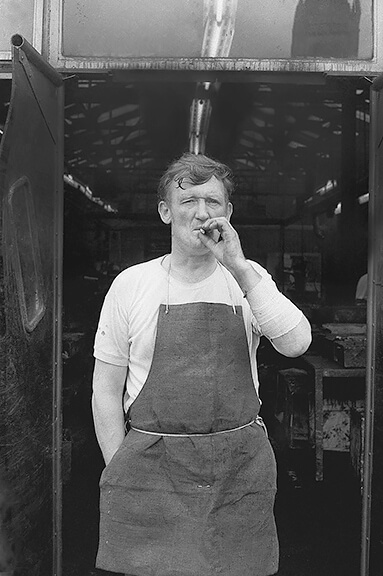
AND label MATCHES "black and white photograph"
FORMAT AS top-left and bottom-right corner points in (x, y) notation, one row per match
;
(0, 2), (382, 576)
